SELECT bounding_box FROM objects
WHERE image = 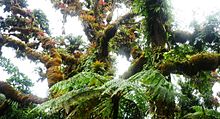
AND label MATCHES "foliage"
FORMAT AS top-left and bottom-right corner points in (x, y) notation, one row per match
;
(33, 72), (109, 118)
(171, 12), (220, 53)
(110, 24), (139, 59)
(133, 0), (172, 47)
(0, 100), (30, 119)
(1, 0), (220, 118)
(32, 69), (175, 118)
(32, 9), (50, 34)
(0, 100), (61, 119)
(0, 56), (33, 94)
(176, 71), (219, 118)
(49, 72), (109, 97)
(183, 106), (220, 119)
(163, 44), (194, 63)
(55, 34), (85, 53)
(0, 0), (28, 12)
(190, 12), (220, 52)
